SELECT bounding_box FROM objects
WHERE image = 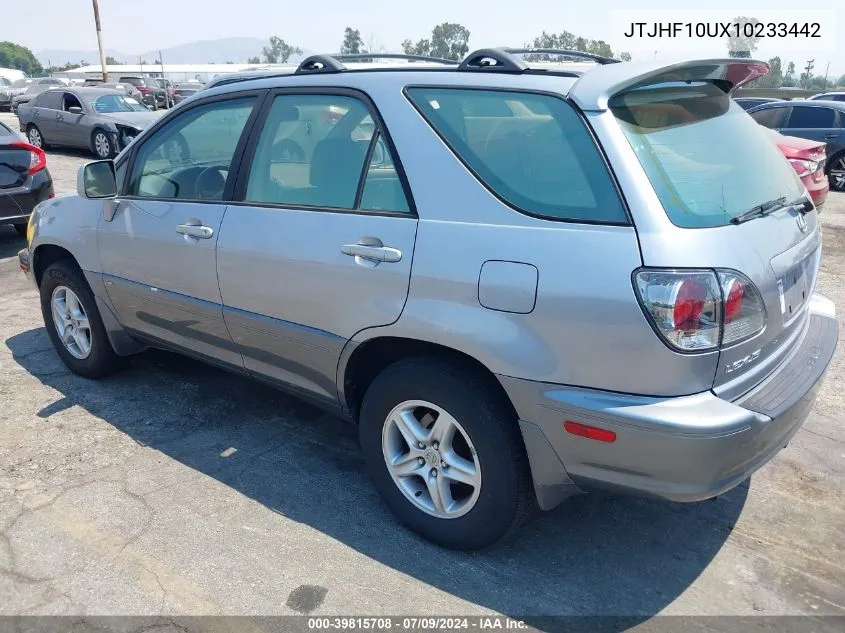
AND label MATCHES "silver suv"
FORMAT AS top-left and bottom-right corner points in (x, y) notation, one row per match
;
(19, 50), (839, 550)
